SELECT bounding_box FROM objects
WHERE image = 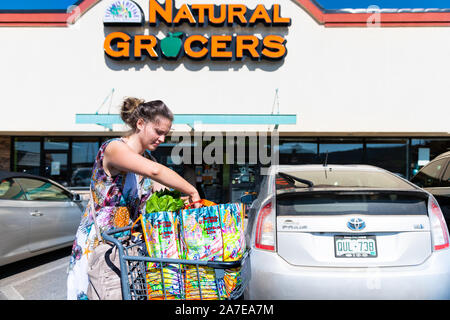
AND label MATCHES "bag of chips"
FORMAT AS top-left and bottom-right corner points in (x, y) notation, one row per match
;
(179, 205), (224, 299)
(141, 210), (184, 300)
